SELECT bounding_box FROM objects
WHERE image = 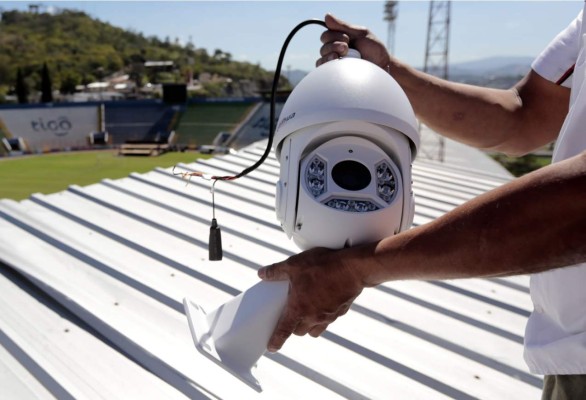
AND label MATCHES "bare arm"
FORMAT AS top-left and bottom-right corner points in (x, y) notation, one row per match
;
(318, 14), (570, 156)
(259, 151), (586, 352)
(358, 151), (586, 284)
